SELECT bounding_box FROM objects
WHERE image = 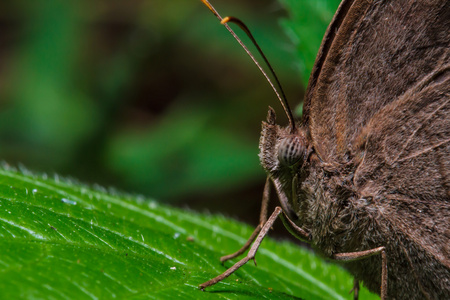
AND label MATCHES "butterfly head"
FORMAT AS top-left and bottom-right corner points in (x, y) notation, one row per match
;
(259, 107), (310, 174)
